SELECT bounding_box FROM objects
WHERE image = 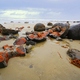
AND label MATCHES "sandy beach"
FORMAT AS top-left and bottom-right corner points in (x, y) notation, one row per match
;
(0, 22), (80, 80)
